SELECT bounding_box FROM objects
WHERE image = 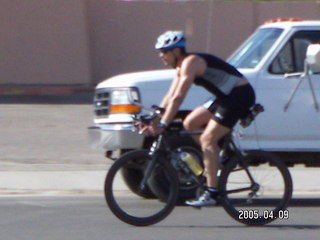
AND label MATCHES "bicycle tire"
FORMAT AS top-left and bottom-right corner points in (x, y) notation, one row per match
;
(104, 151), (179, 226)
(219, 150), (292, 225)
